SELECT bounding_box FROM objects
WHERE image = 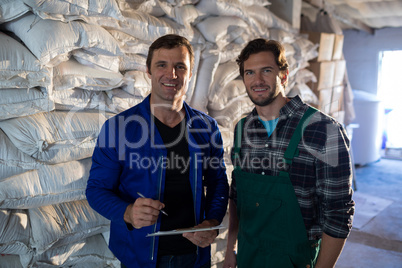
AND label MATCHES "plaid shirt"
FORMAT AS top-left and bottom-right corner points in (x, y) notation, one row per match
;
(230, 96), (355, 239)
